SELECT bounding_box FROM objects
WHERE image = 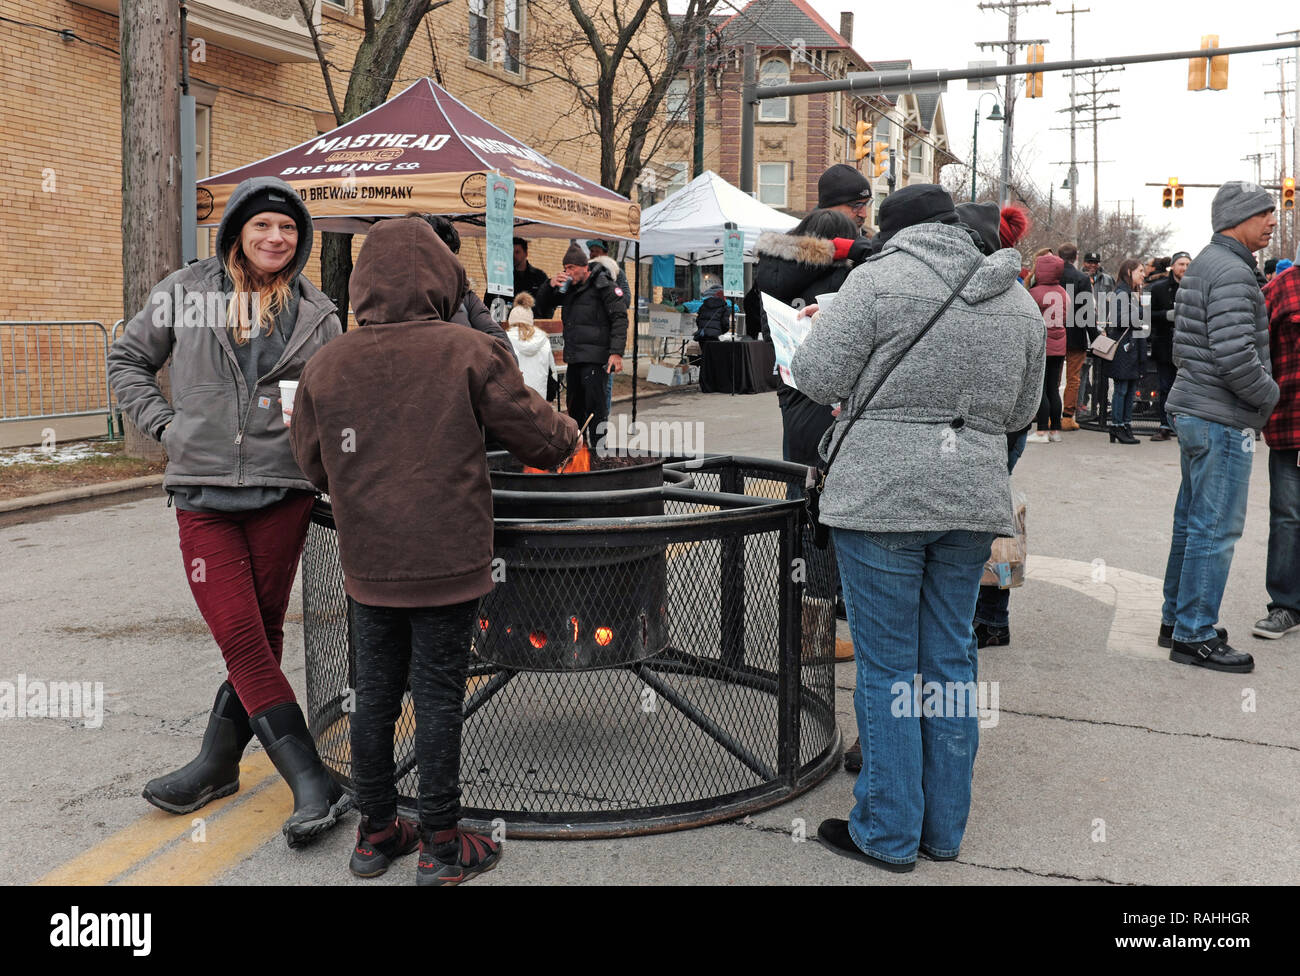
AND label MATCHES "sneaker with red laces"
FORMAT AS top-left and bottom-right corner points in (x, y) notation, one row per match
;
(349, 816), (420, 878)
(416, 827), (501, 886)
